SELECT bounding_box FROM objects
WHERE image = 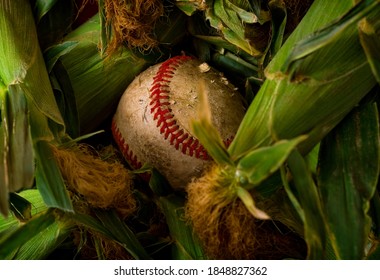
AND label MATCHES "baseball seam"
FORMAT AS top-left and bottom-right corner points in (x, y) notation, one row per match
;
(149, 55), (210, 160)
(112, 119), (143, 170)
